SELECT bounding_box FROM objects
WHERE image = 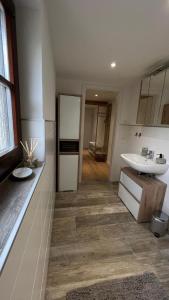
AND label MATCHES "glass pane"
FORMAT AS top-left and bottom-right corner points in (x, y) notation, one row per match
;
(148, 71), (165, 125)
(0, 83), (14, 156)
(96, 108), (106, 150)
(140, 77), (150, 97)
(0, 10), (5, 76)
(160, 70), (169, 125)
(0, 3), (9, 79)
